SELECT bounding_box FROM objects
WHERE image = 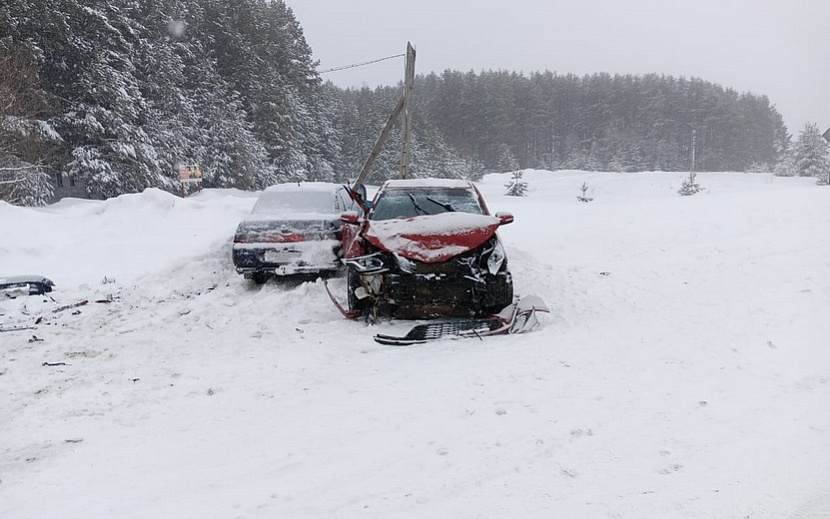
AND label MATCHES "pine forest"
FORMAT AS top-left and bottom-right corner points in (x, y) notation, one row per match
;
(0, 0), (819, 205)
